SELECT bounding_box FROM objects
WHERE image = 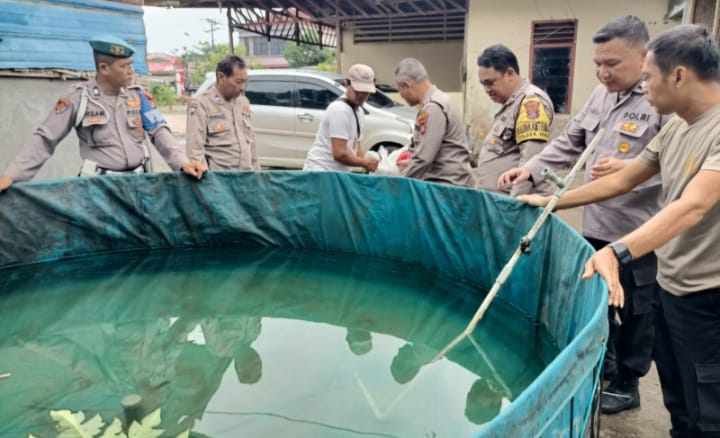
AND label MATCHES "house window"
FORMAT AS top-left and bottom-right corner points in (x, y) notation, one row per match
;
(530, 20), (577, 114)
(252, 38), (270, 56)
(270, 39), (287, 56)
(688, 0), (720, 43)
